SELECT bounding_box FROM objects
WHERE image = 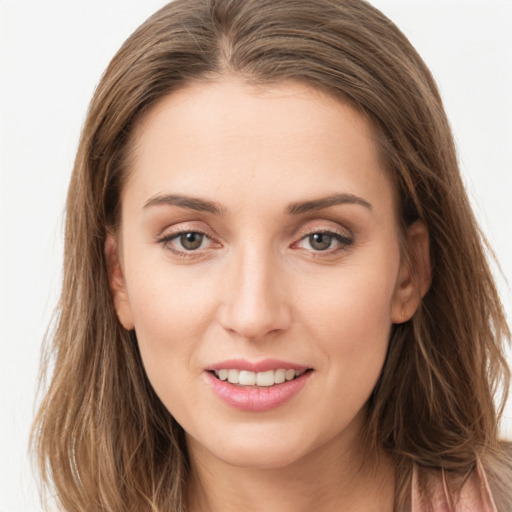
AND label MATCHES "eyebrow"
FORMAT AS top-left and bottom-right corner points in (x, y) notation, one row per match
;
(143, 192), (372, 215)
(143, 194), (227, 215)
(285, 193), (372, 215)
